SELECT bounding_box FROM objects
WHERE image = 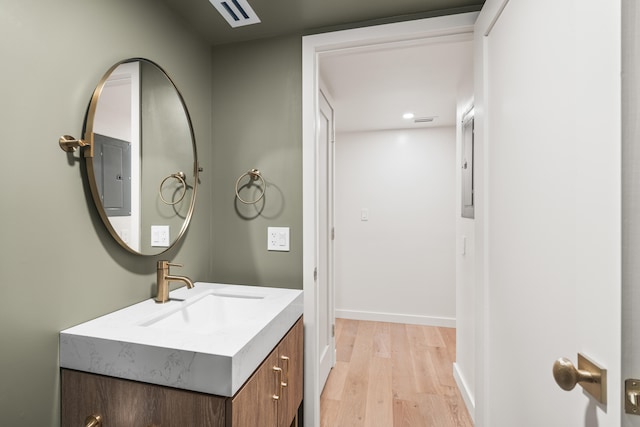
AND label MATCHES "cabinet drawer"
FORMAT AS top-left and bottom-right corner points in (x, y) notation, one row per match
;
(61, 369), (226, 427)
